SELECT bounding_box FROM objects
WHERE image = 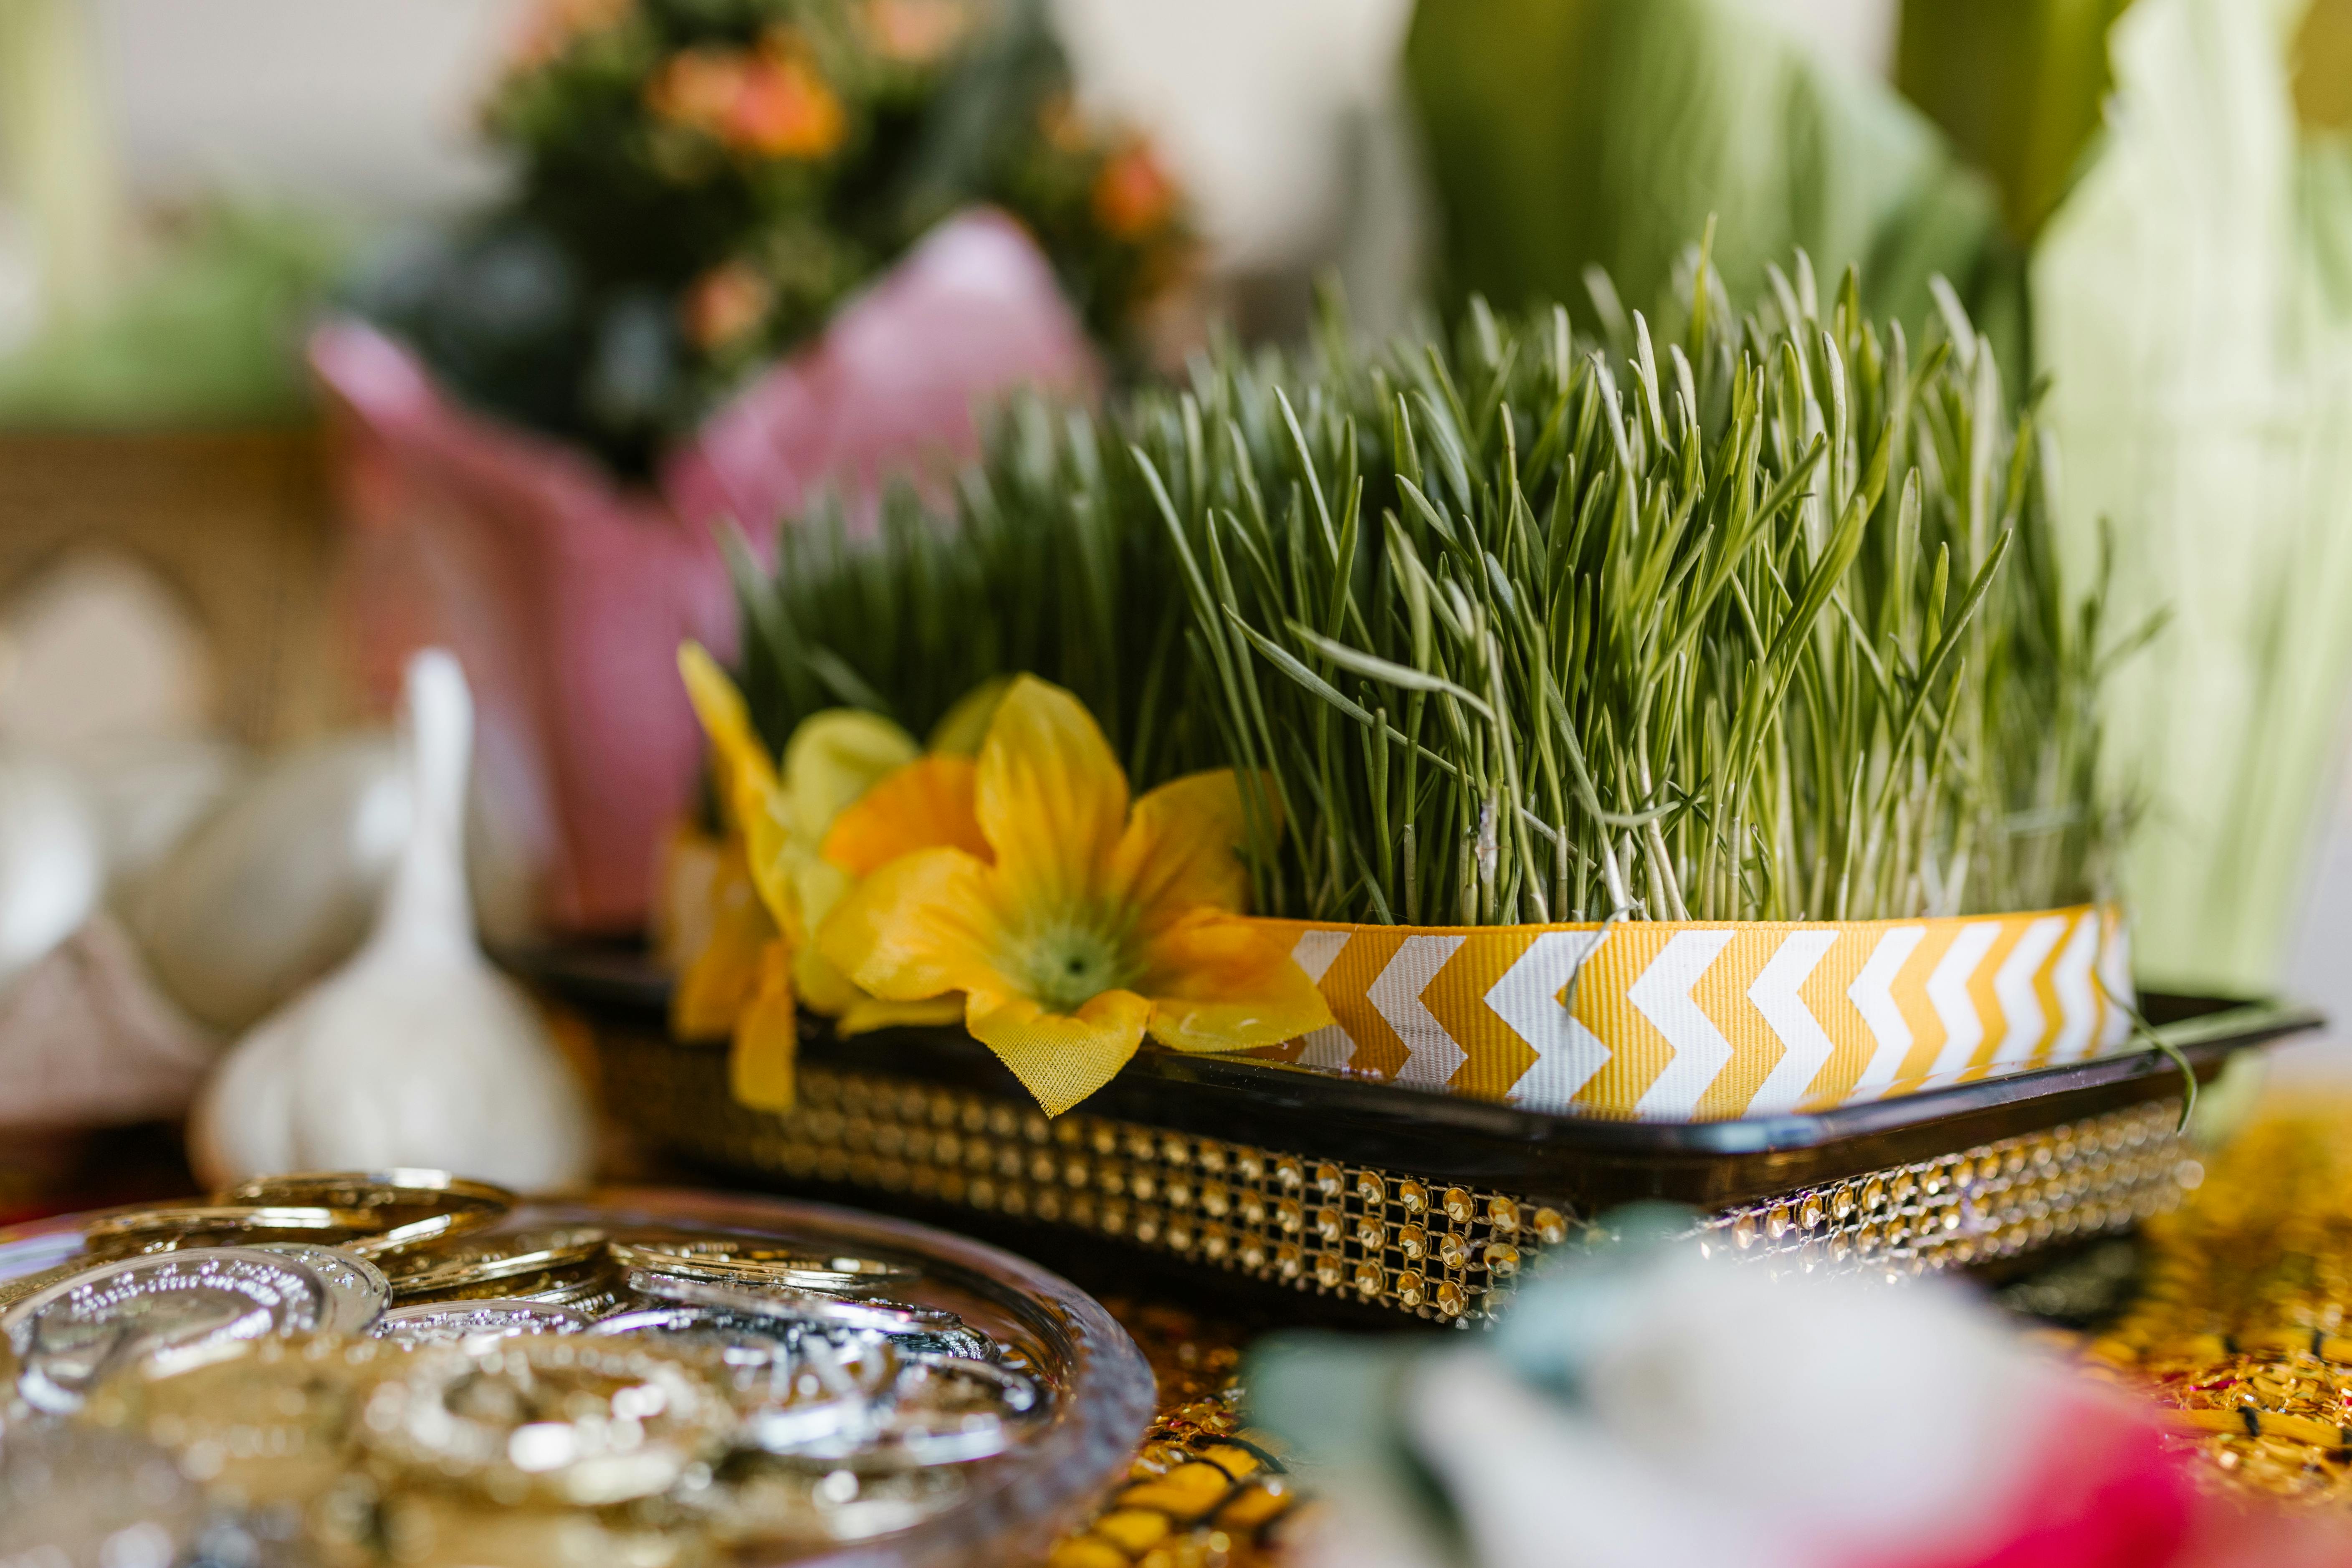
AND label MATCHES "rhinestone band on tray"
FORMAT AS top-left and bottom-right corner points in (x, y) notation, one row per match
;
(1702, 1099), (2197, 1277)
(605, 1037), (2199, 1323)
